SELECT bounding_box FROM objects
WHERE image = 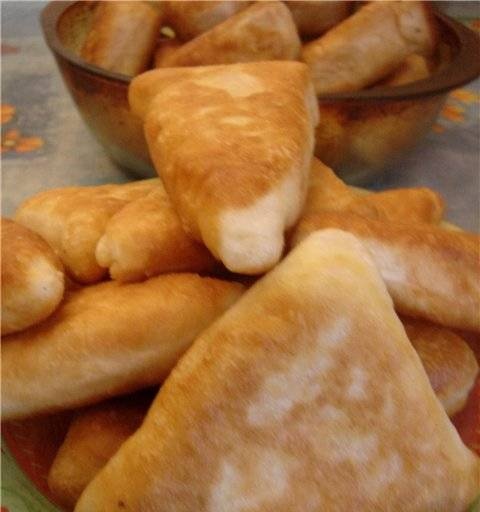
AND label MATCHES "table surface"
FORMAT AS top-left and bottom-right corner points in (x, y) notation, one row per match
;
(2, 1), (480, 231)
